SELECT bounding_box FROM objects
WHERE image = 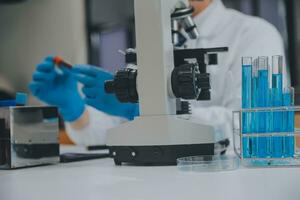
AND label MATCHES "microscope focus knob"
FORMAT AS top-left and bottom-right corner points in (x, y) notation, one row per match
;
(196, 73), (211, 101)
(104, 68), (138, 103)
(171, 63), (201, 100)
(196, 73), (211, 90)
